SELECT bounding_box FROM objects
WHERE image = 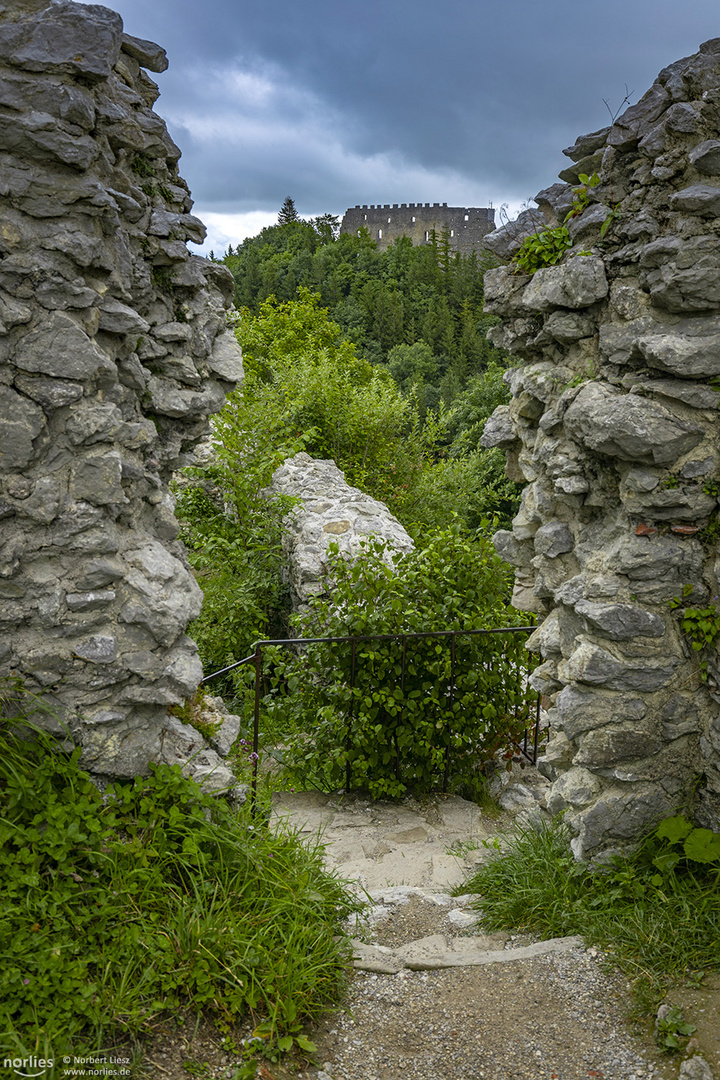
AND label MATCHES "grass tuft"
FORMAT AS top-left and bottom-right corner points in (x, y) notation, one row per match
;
(460, 818), (720, 1012)
(0, 716), (361, 1068)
